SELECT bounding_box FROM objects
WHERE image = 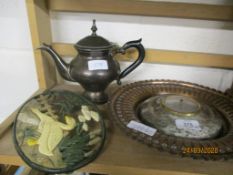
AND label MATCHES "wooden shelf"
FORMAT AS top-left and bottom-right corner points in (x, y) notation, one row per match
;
(4, 1), (231, 174)
(26, 0), (233, 89)
(52, 43), (233, 69)
(48, 0), (233, 21)
(3, 124), (233, 175)
(1, 84), (233, 175)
